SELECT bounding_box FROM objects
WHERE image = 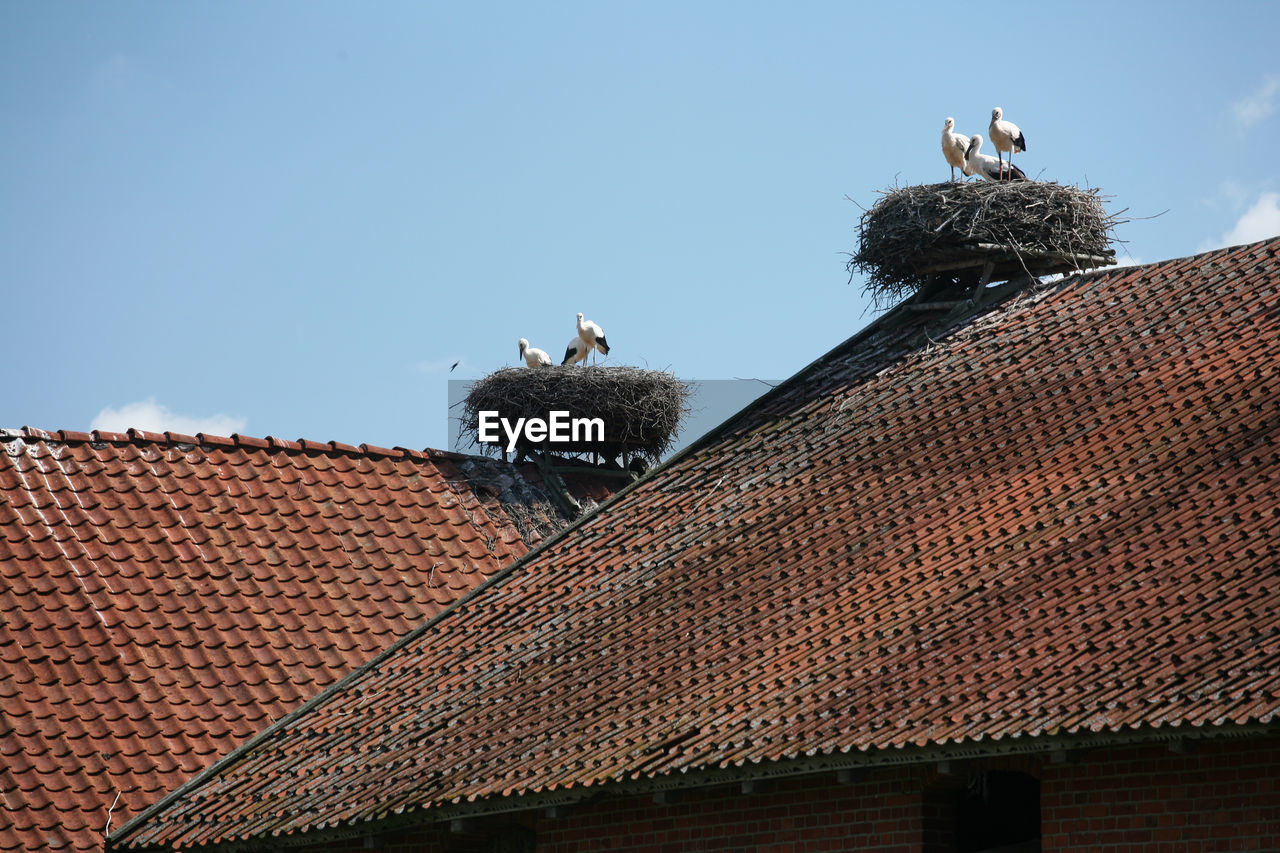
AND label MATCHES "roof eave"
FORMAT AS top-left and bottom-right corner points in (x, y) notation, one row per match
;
(118, 719), (1280, 853)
